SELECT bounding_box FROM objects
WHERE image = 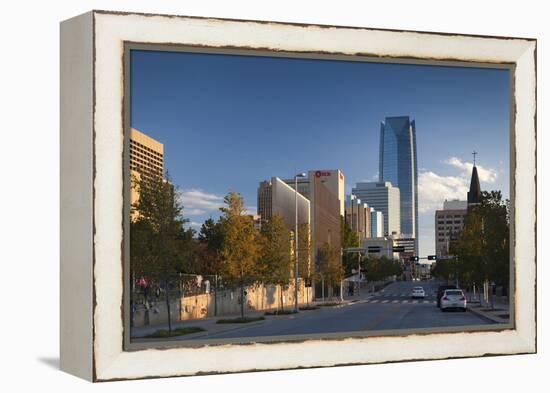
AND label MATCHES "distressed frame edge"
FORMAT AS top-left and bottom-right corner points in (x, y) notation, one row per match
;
(88, 11), (537, 381)
(59, 10), (95, 381)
